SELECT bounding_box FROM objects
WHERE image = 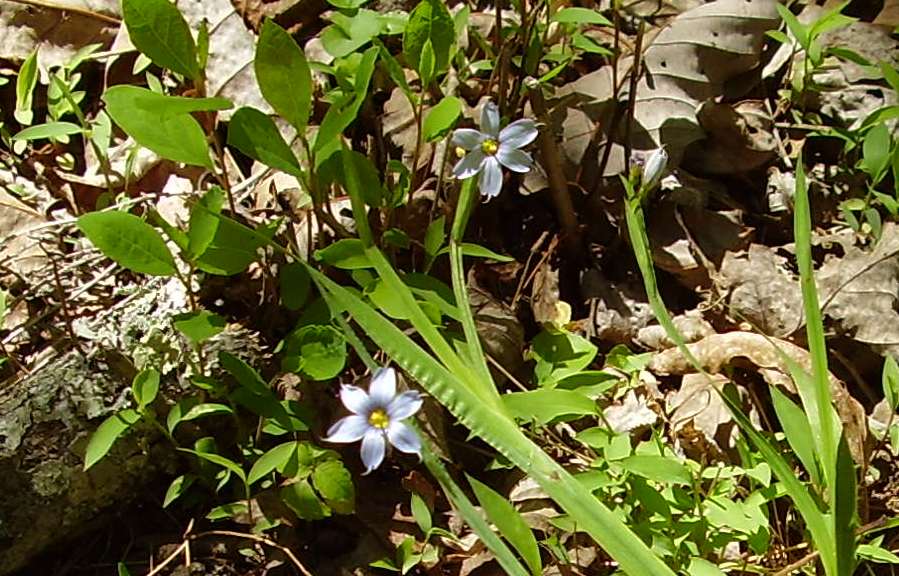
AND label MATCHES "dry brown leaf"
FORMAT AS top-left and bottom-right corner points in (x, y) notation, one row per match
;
(667, 373), (736, 457)
(649, 331), (868, 462)
(718, 243), (804, 337)
(818, 222), (899, 357)
(562, 0), (779, 174)
(682, 100), (778, 175)
(582, 268), (655, 344)
(0, 1), (118, 64)
(603, 389), (659, 433)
